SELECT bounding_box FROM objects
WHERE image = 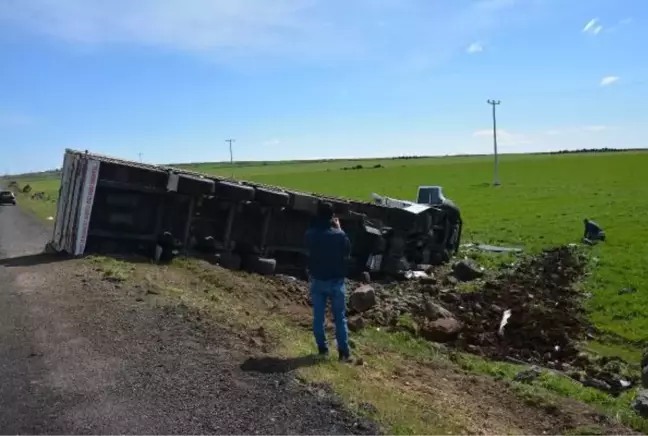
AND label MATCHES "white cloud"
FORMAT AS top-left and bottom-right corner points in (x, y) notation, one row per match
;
(544, 129), (562, 136)
(582, 18), (598, 33)
(467, 41), (484, 53)
(592, 25), (603, 34)
(620, 17), (633, 25)
(0, 0), (547, 66)
(600, 76), (619, 86)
